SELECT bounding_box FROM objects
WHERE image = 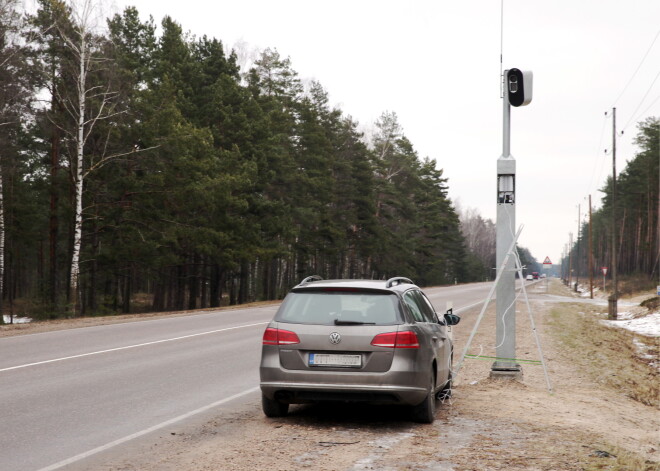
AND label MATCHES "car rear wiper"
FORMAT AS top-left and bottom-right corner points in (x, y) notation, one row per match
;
(334, 319), (376, 325)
